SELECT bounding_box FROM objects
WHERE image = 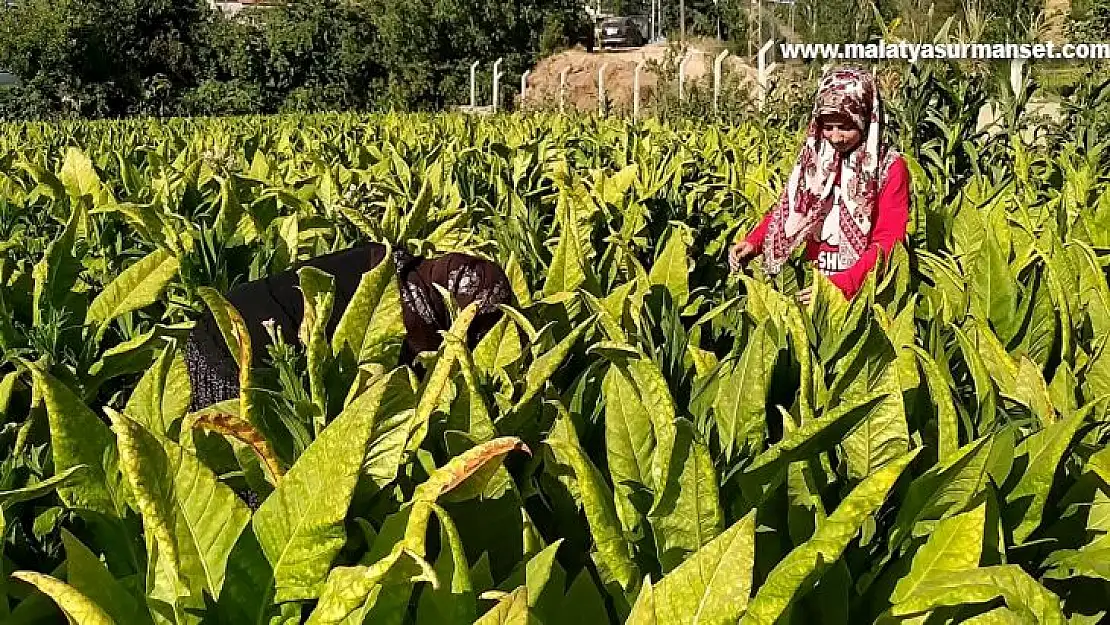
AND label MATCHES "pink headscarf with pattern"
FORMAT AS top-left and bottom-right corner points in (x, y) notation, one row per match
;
(761, 65), (900, 276)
